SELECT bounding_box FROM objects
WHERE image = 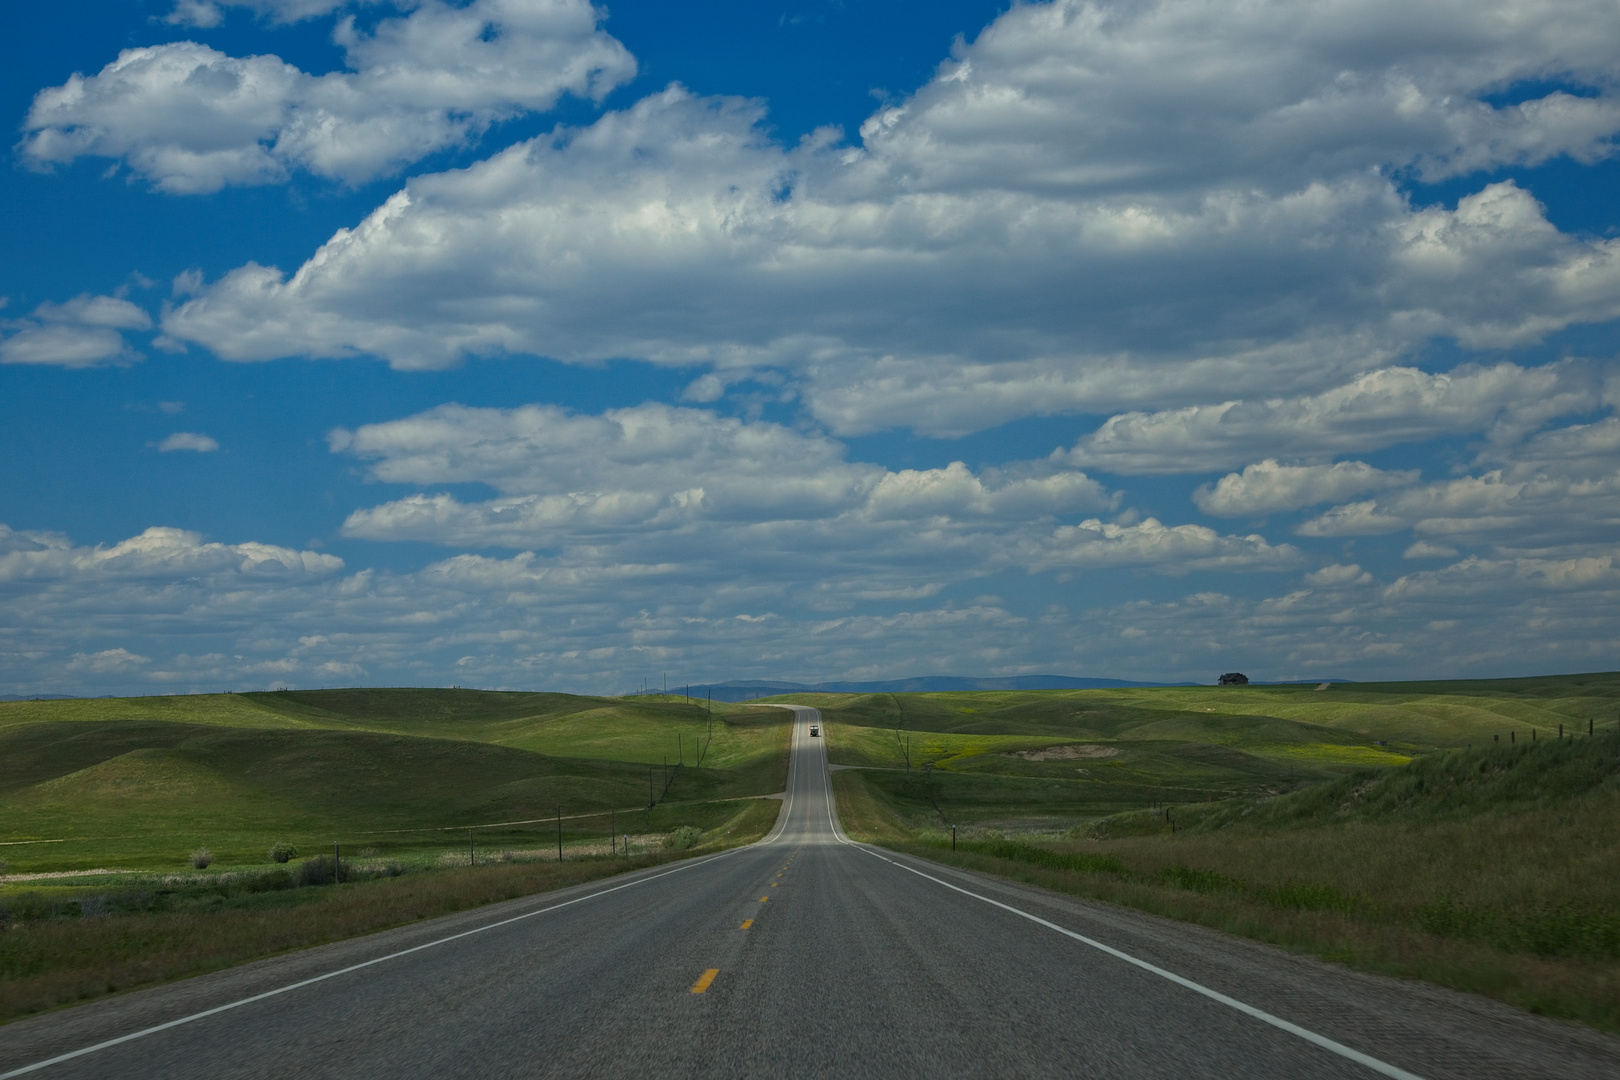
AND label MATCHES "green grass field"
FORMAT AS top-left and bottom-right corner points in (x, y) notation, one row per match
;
(817, 672), (1620, 1030)
(782, 673), (1620, 830)
(0, 689), (789, 876)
